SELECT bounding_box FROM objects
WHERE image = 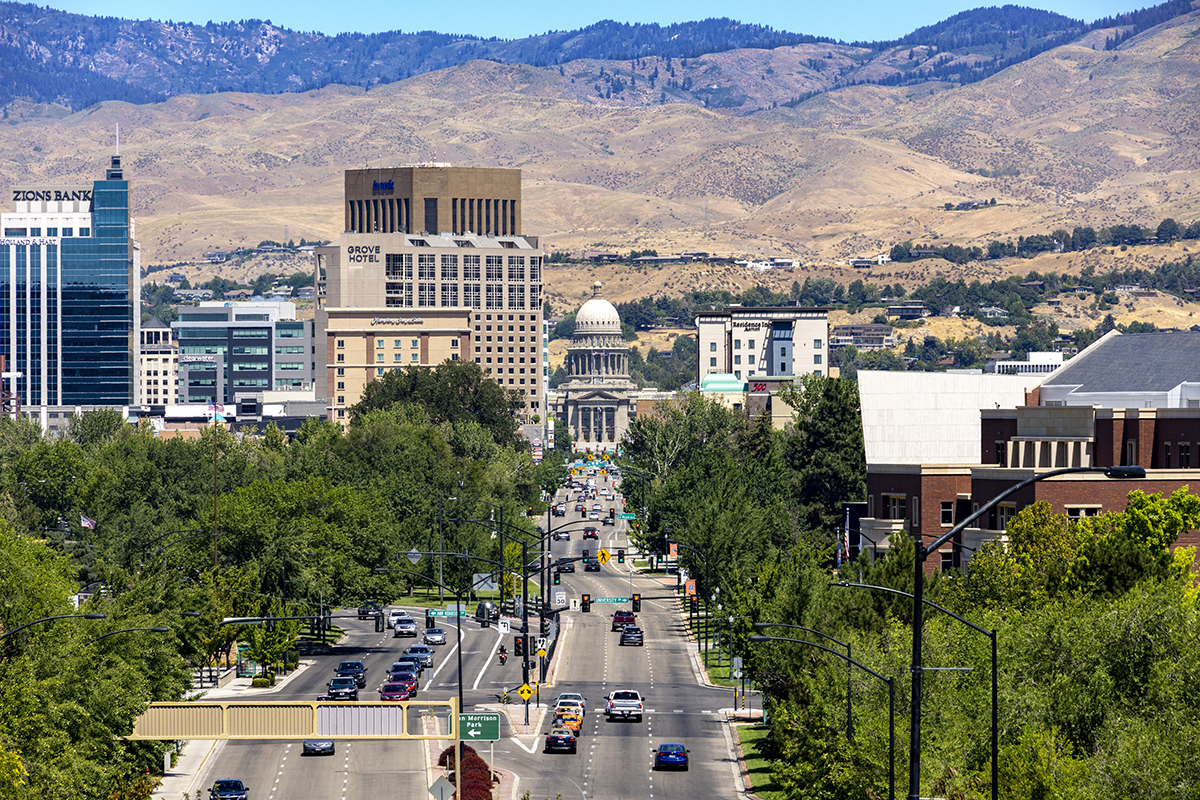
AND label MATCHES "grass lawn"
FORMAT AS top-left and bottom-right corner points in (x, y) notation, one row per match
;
(736, 724), (784, 800)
